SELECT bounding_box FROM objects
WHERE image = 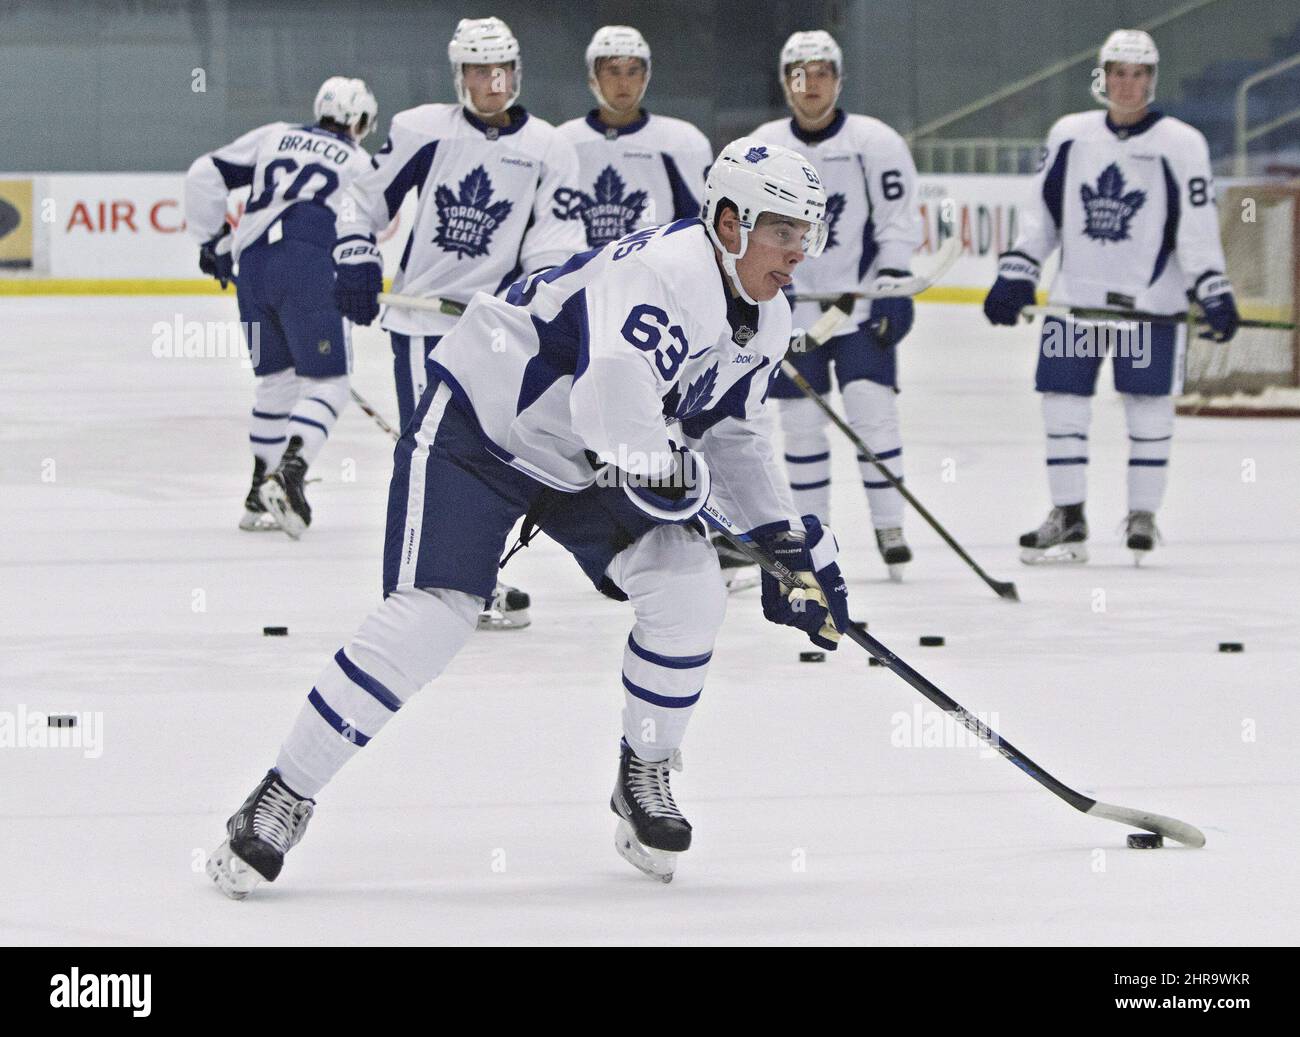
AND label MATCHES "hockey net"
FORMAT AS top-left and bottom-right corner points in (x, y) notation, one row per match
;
(1177, 180), (1300, 417)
